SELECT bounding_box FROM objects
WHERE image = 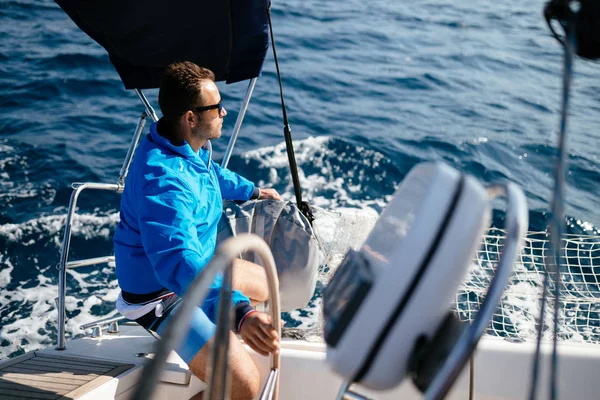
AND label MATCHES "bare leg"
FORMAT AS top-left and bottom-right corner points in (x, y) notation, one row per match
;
(187, 259), (271, 399)
(187, 332), (260, 400)
(232, 258), (270, 304)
